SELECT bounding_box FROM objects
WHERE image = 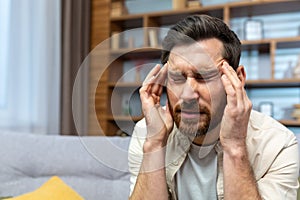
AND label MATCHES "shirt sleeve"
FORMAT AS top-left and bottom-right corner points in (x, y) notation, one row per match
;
(128, 119), (147, 196)
(257, 134), (299, 200)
